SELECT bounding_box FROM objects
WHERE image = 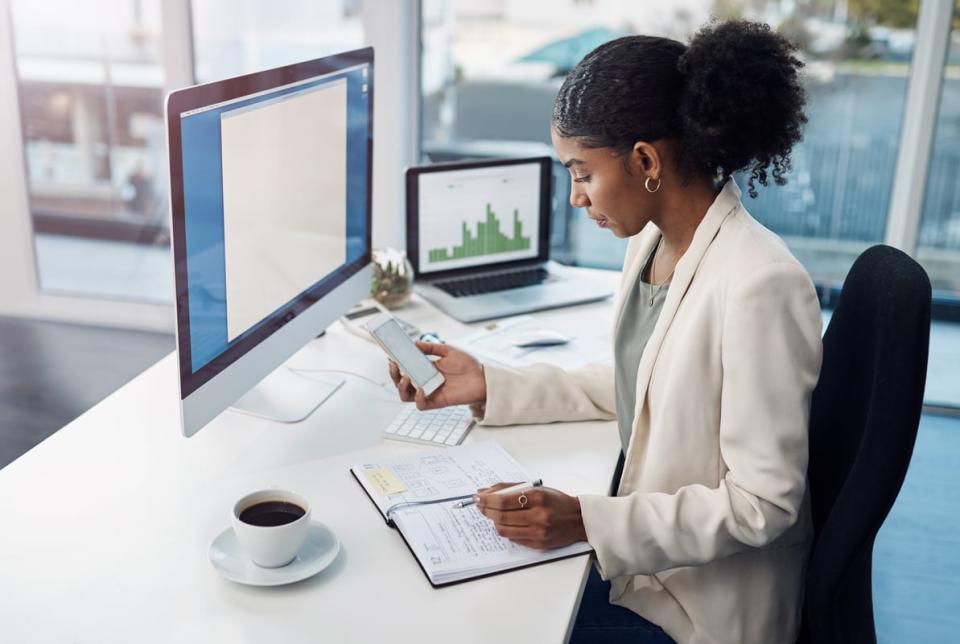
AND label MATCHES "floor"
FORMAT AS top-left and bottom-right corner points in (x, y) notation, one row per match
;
(0, 316), (172, 468)
(0, 314), (956, 641)
(874, 412), (960, 642)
